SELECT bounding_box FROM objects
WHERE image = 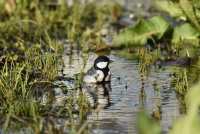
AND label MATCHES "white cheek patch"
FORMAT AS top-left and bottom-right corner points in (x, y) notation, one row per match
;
(96, 62), (108, 69)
